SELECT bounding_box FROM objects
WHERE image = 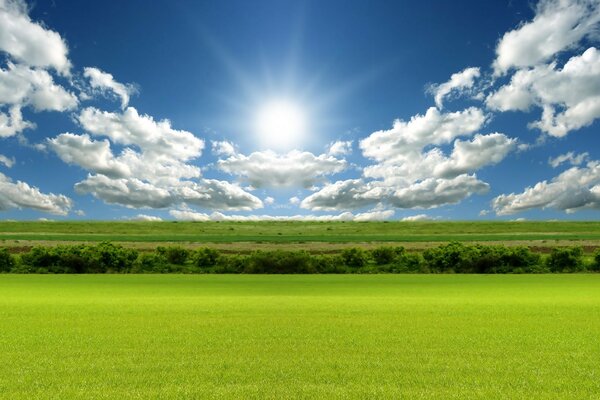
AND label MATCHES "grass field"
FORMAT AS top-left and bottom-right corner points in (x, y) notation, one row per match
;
(0, 275), (599, 399)
(2, 221), (600, 254)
